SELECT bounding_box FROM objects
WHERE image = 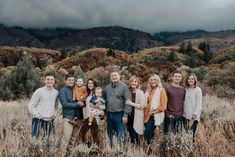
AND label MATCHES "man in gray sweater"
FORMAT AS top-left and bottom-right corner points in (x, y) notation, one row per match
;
(103, 71), (131, 149)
